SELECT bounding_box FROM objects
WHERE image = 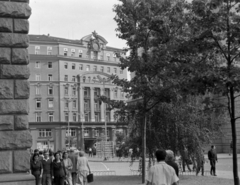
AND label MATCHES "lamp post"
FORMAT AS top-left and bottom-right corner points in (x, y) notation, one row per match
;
(93, 75), (111, 160)
(64, 97), (73, 149)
